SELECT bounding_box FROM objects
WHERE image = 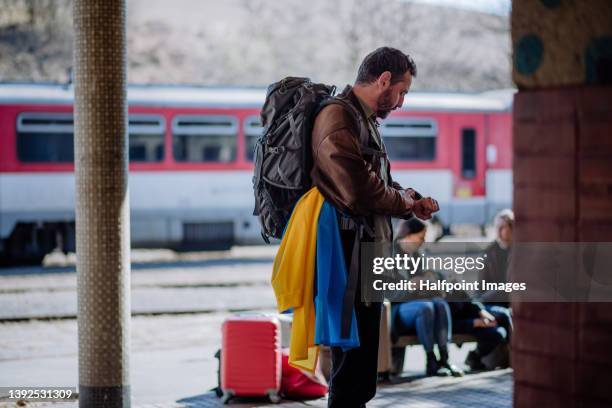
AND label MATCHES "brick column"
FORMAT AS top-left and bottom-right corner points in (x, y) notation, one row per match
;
(73, 1), (131, 407)
(511, 1), (612, 407)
